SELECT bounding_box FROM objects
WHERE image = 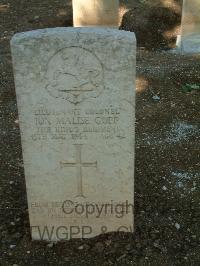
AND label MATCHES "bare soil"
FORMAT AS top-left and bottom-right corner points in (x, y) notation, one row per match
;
(0, 0), (199, 265)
